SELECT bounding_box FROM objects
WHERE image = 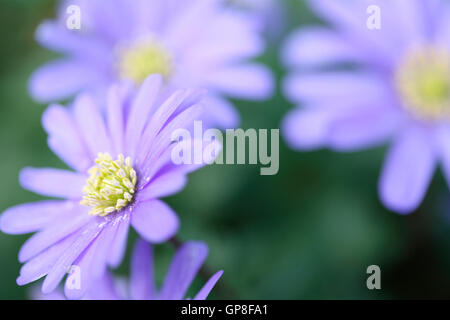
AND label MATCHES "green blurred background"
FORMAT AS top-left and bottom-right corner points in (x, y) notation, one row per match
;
(2, 0), (450, 299)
